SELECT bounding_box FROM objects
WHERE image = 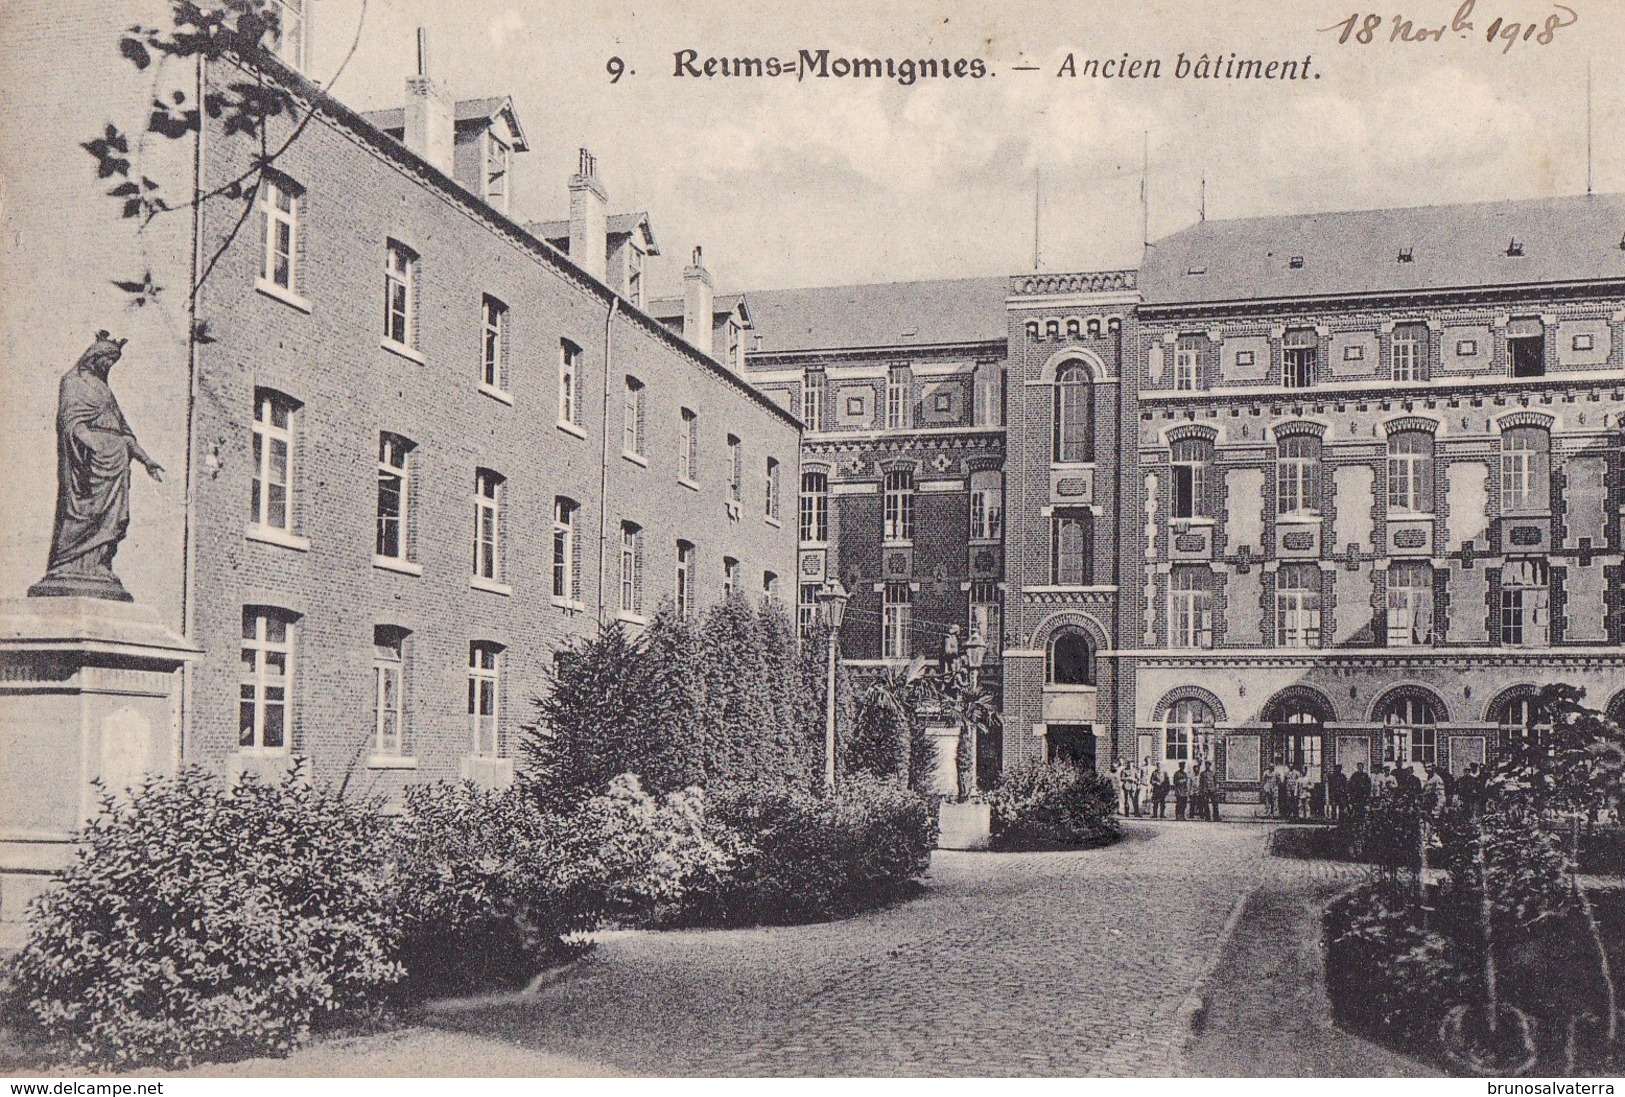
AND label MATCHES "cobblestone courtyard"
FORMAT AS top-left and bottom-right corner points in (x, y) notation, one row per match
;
(404, 819), (1274, 1076)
